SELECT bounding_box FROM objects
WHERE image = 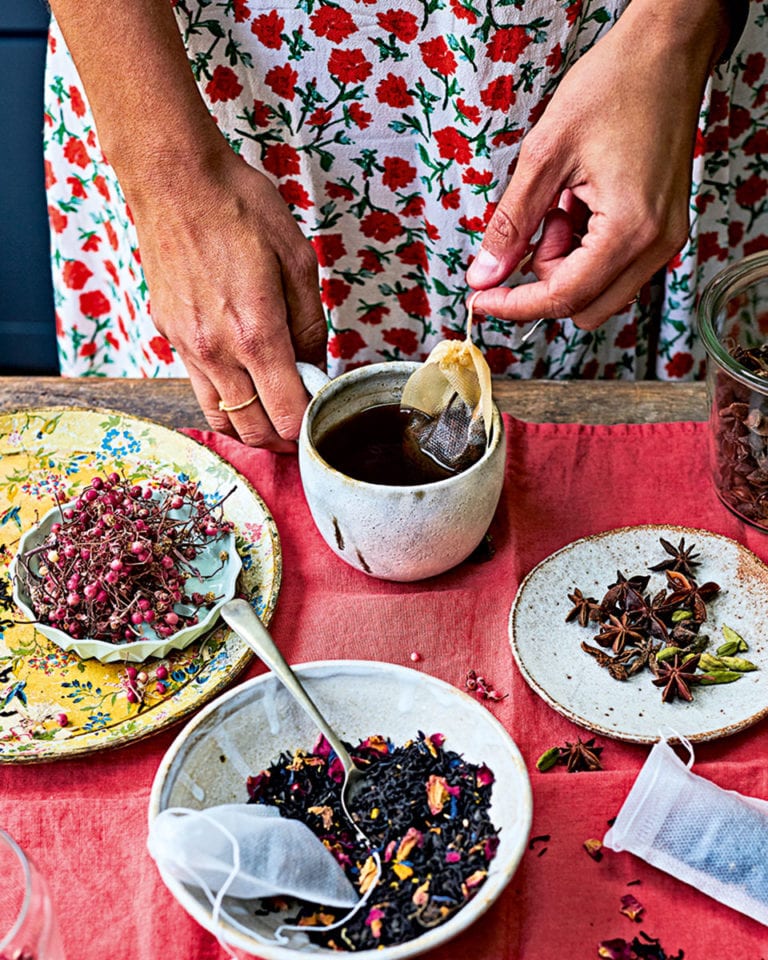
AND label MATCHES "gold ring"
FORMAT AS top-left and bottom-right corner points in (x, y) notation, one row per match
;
(218, 392), (258, 412)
